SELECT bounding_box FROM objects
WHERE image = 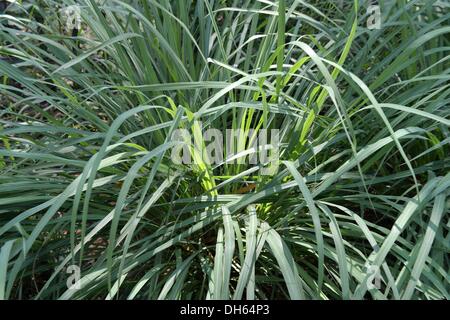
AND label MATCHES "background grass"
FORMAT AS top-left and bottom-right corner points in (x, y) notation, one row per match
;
(0, 0), (449, 300)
